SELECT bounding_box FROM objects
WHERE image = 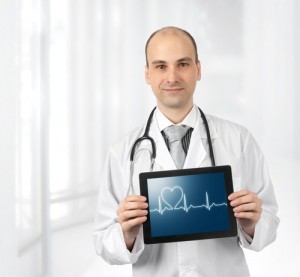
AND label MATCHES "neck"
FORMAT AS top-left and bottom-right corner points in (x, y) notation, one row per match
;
(158, 104), (193, 124)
